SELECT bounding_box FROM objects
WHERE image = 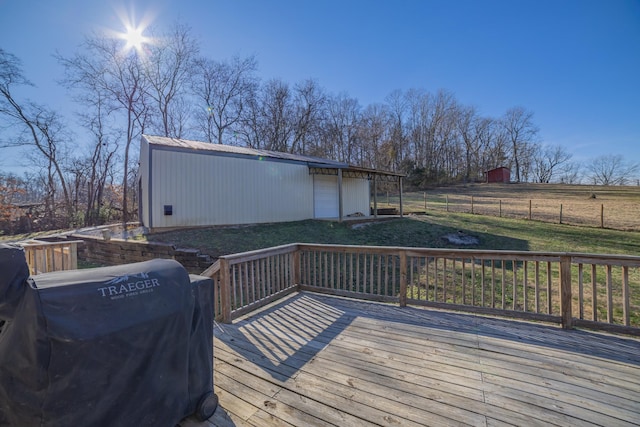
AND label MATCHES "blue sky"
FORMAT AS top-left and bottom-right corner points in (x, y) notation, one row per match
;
(1, 0), (639, 174)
